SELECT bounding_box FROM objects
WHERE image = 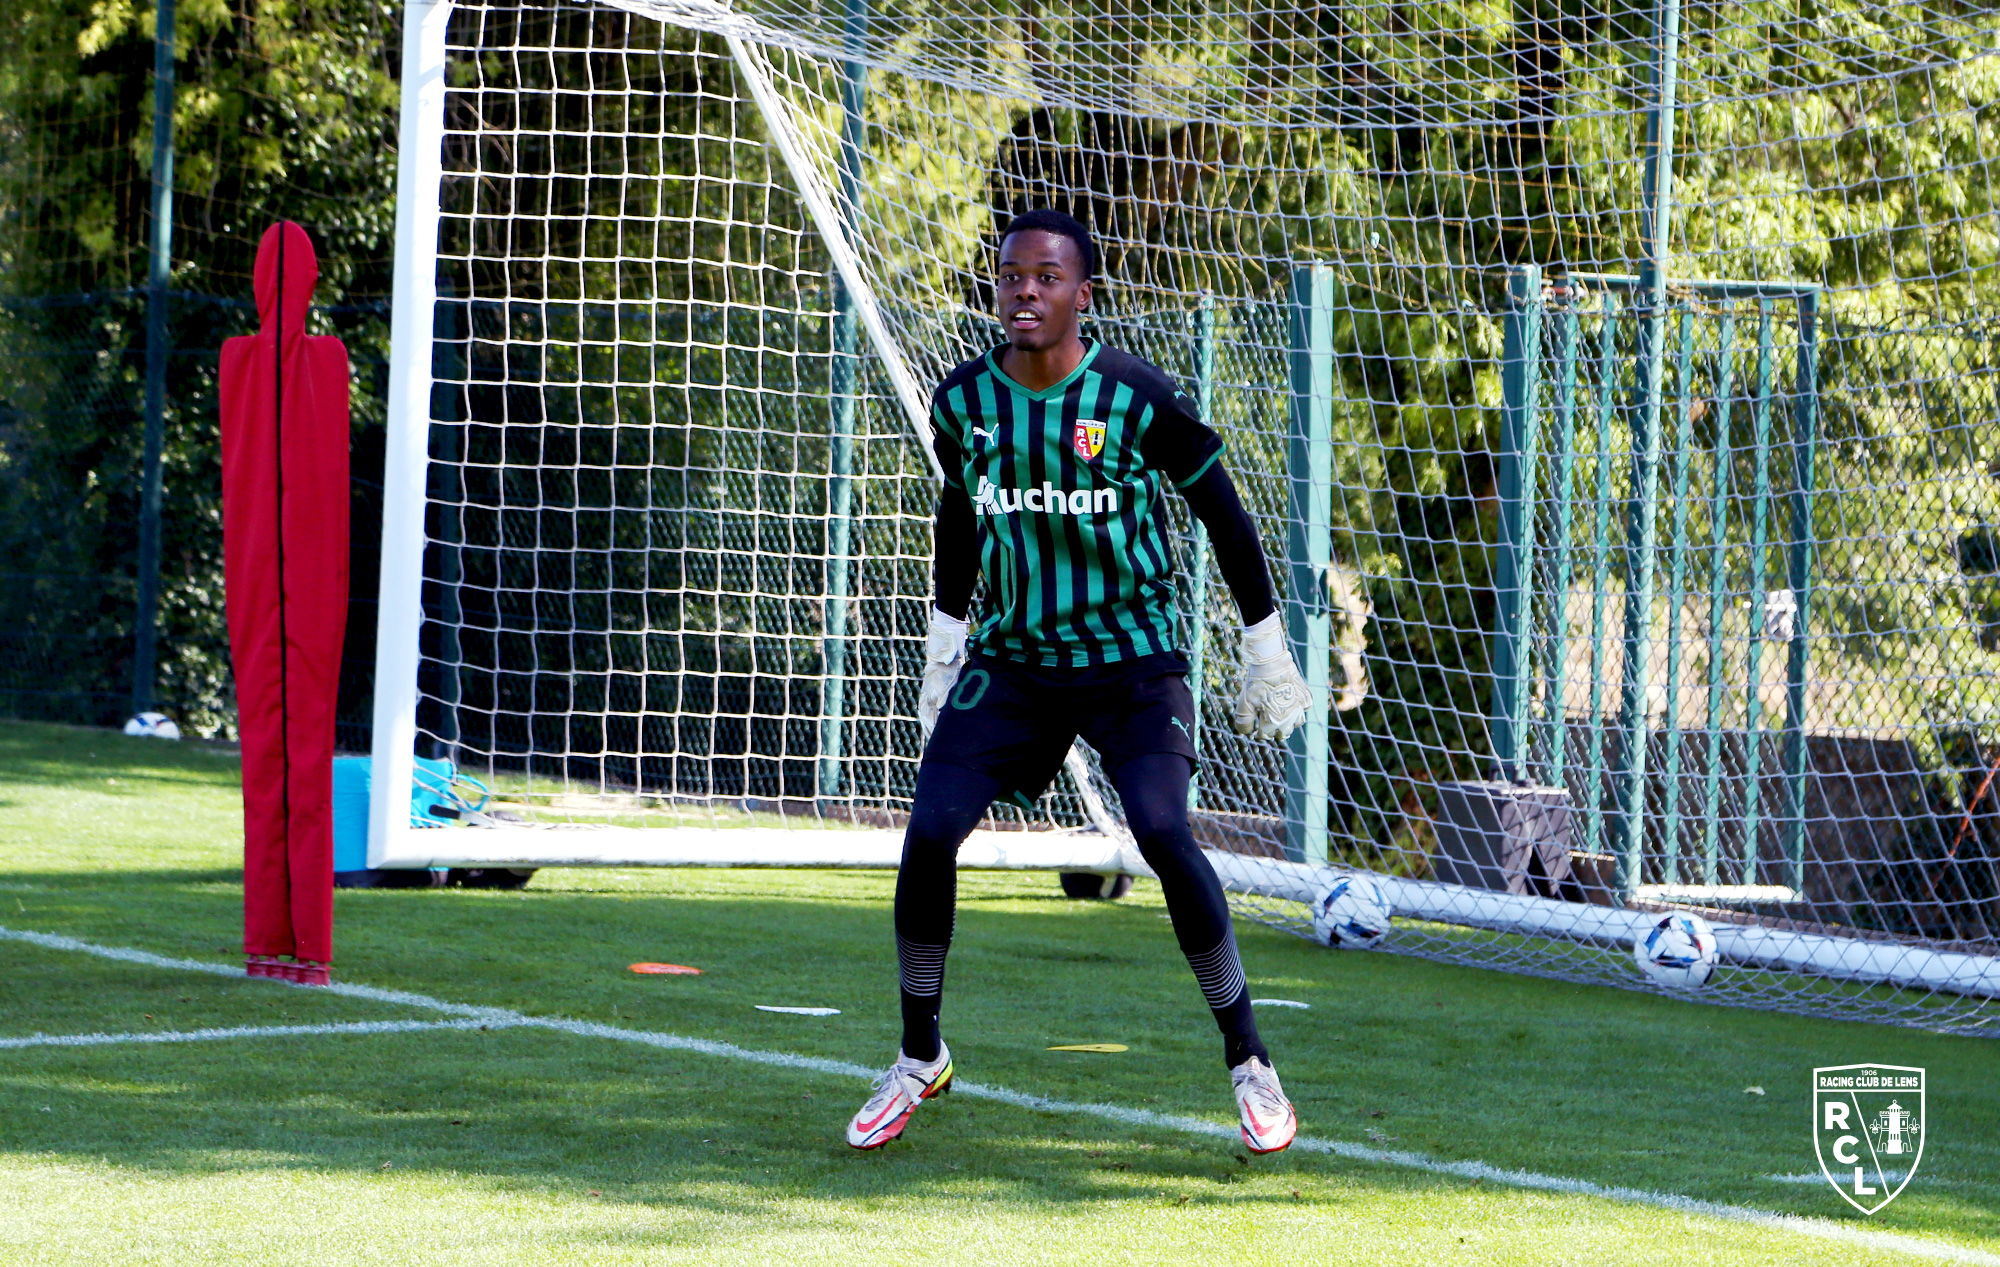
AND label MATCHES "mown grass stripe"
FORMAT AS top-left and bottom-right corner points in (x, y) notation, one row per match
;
(0, 1017), (527, 1050)
(6, 923), (1995, 1266)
